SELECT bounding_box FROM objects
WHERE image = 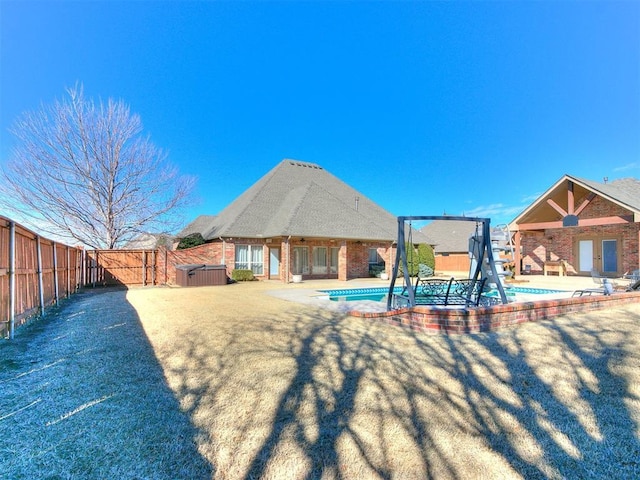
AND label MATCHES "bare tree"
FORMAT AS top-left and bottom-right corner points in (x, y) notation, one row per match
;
(0, 85), (195, 248)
